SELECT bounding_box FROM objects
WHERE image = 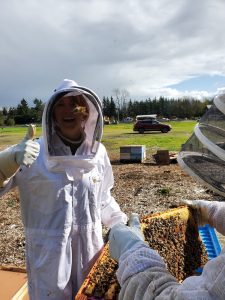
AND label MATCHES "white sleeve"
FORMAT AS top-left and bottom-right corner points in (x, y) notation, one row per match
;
(118, 246), (225, 300)
(207, 201), (225, 236)
(100, 146), (127, 228)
